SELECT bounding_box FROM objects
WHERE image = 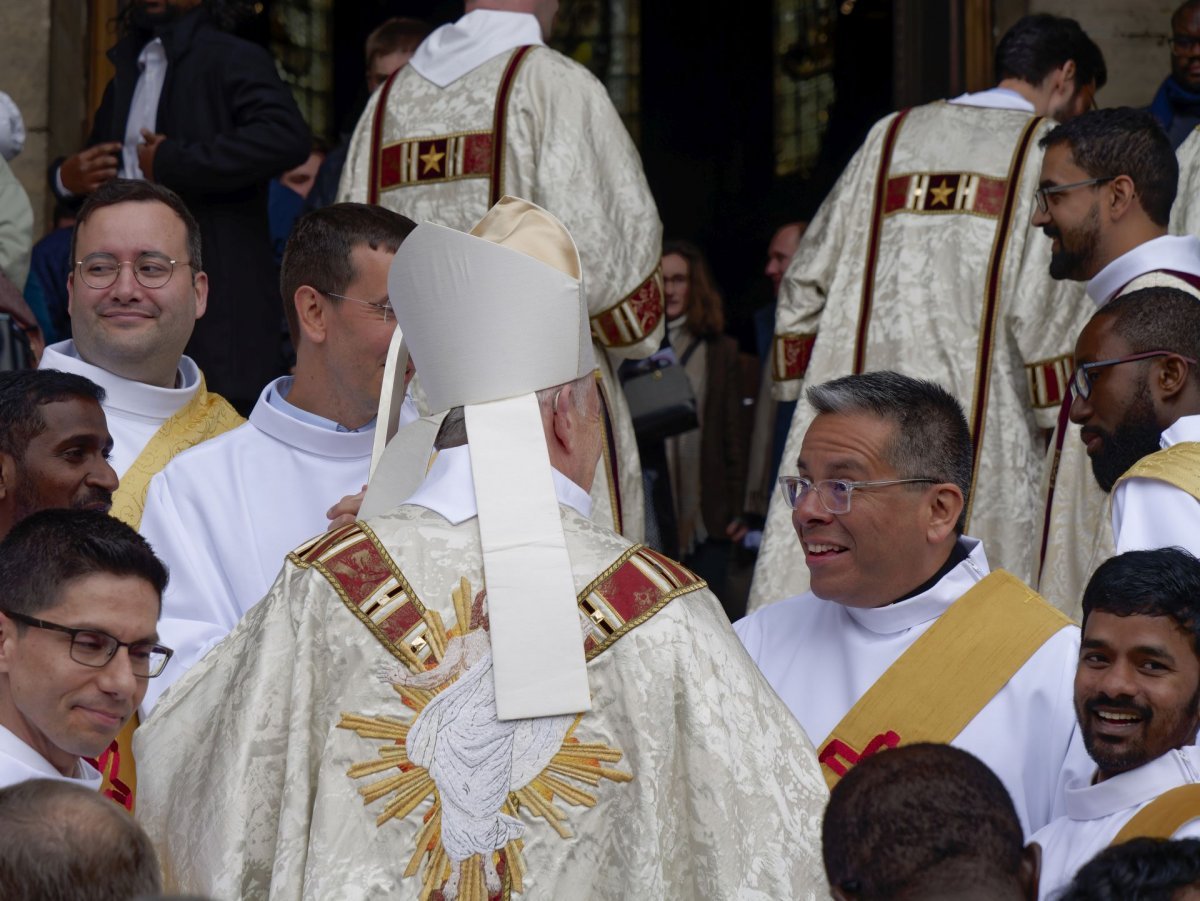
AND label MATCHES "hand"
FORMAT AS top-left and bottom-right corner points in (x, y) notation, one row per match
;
(726, 518), (749, 543)
(326, 485), (367, 531)
(0, 271), (44, 365)
(137, 129), (166, 182)
(59, 143), (121, 195)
